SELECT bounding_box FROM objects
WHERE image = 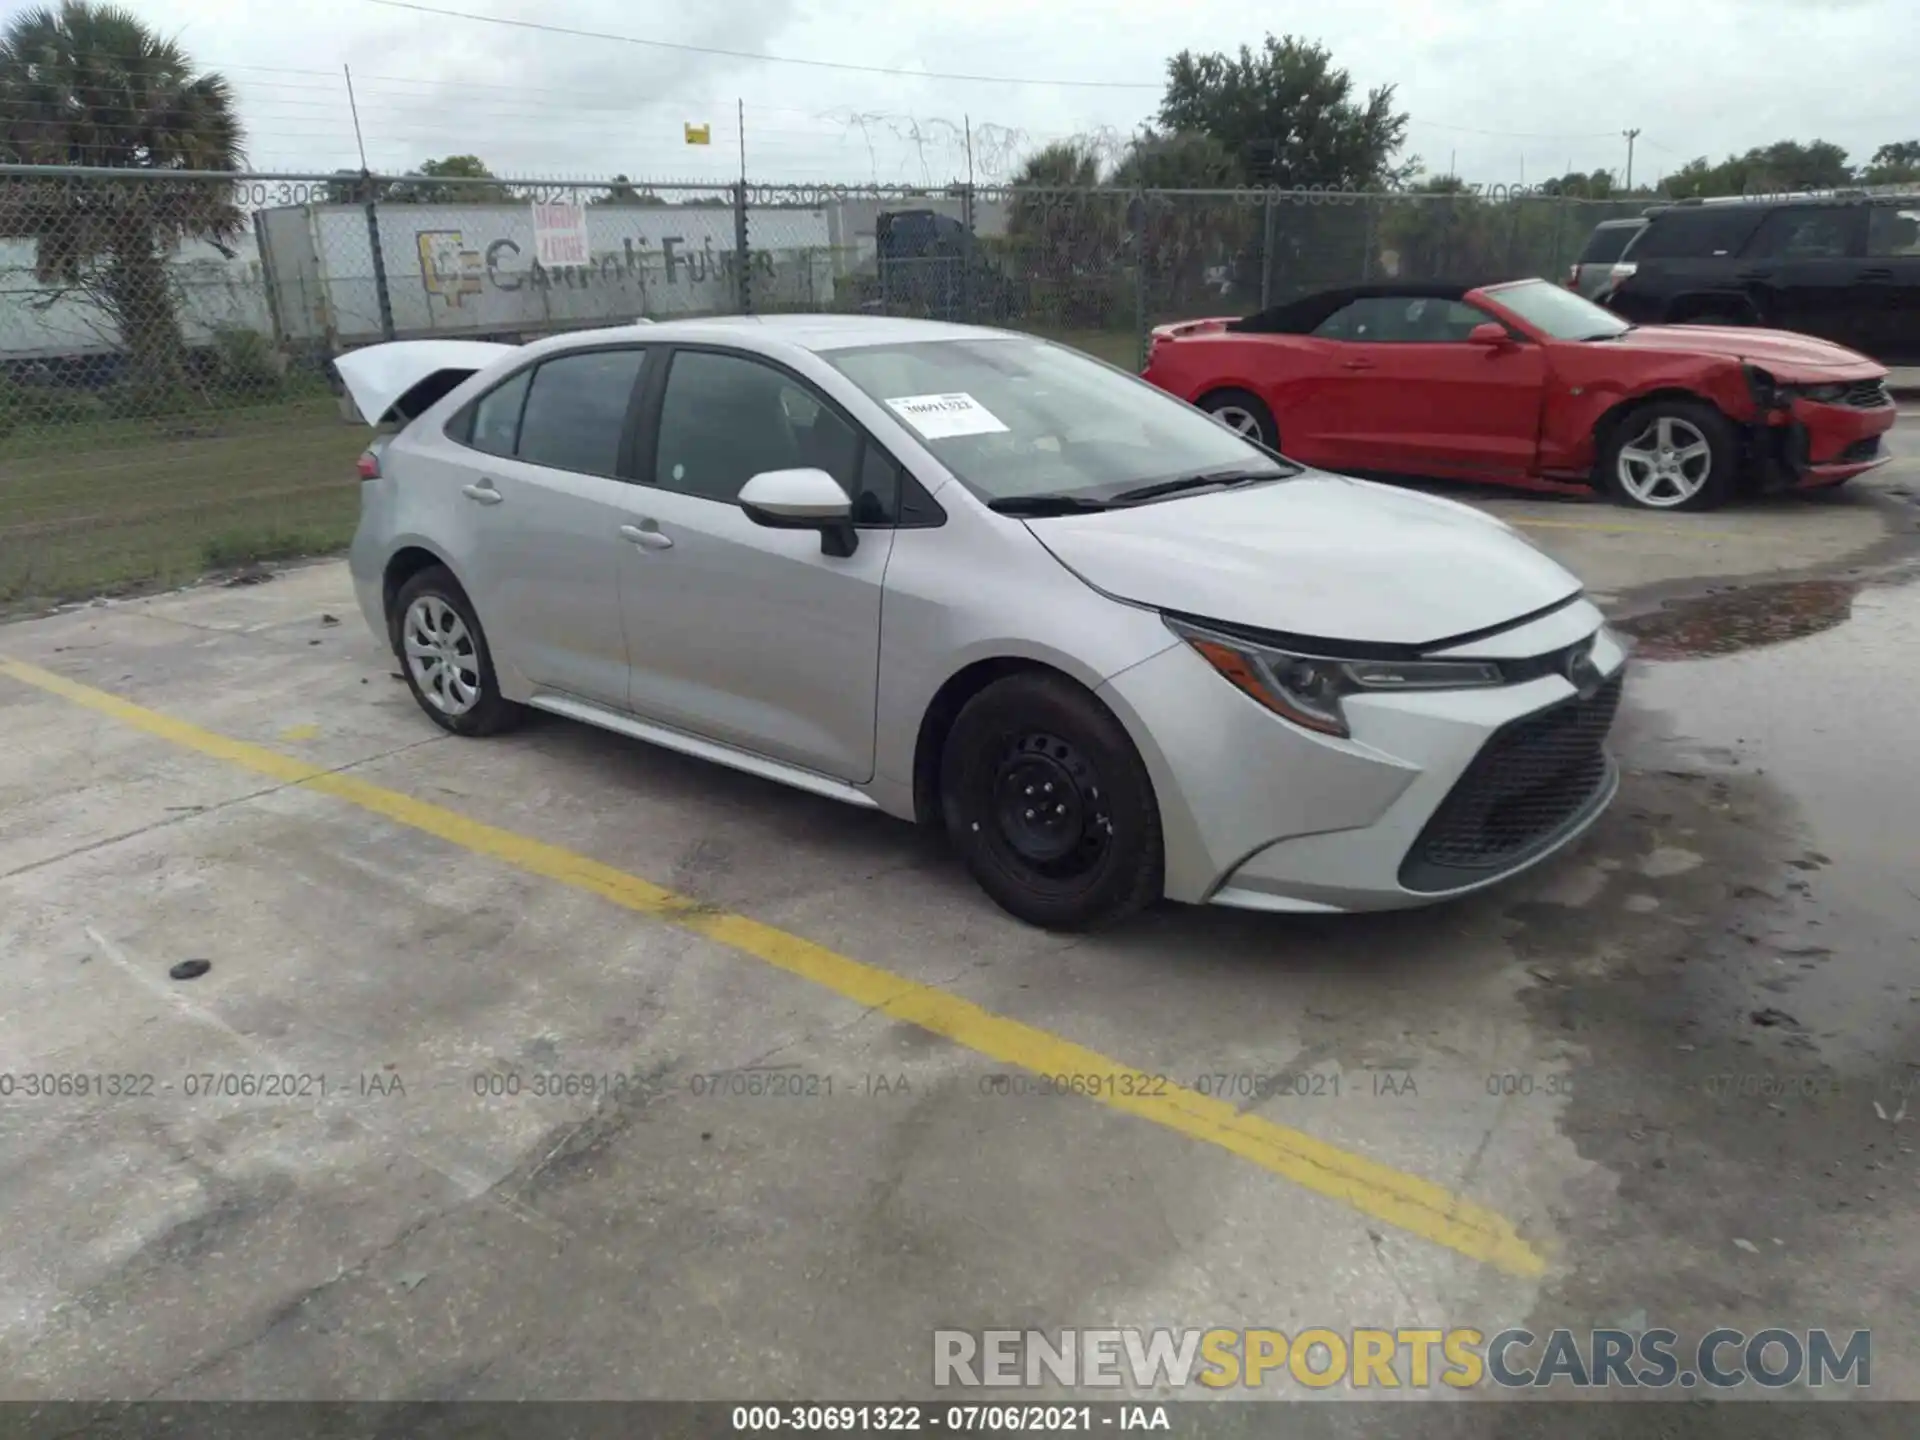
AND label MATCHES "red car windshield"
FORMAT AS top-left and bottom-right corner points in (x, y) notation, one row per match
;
(1486, 280), (1632, 341)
